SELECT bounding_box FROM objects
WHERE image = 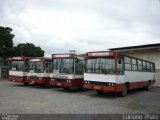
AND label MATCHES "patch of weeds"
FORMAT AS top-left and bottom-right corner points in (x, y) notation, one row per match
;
(127, 102), (149, 110)
(152, 106), (160, 112)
